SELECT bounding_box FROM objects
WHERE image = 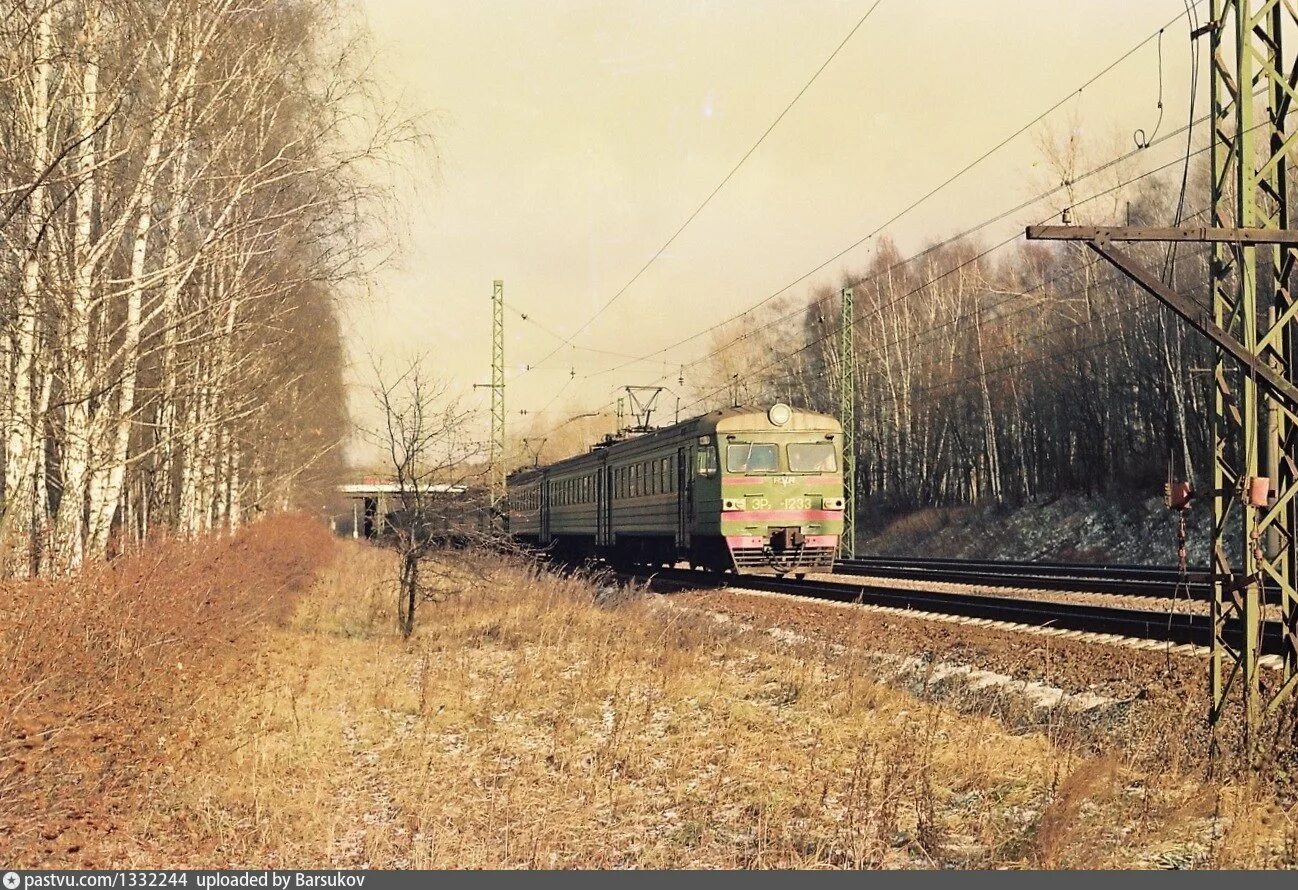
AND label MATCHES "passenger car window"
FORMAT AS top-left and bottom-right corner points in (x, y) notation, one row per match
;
(787, 442), (838, 472)
(696, 447), (718, 478)
(726, 443), (780, 473)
